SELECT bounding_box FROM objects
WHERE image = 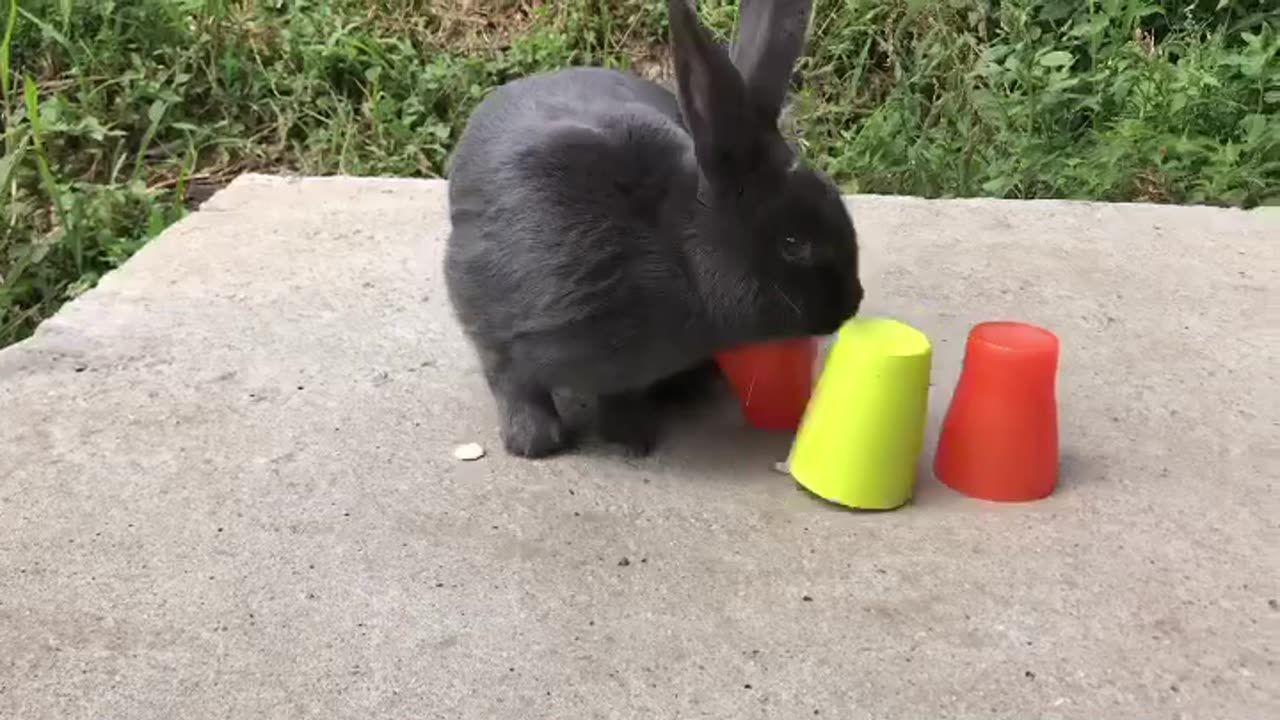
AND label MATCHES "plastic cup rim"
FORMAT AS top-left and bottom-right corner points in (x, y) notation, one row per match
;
(969, 320), (1059, 355)
(834, 316), (932, 358)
